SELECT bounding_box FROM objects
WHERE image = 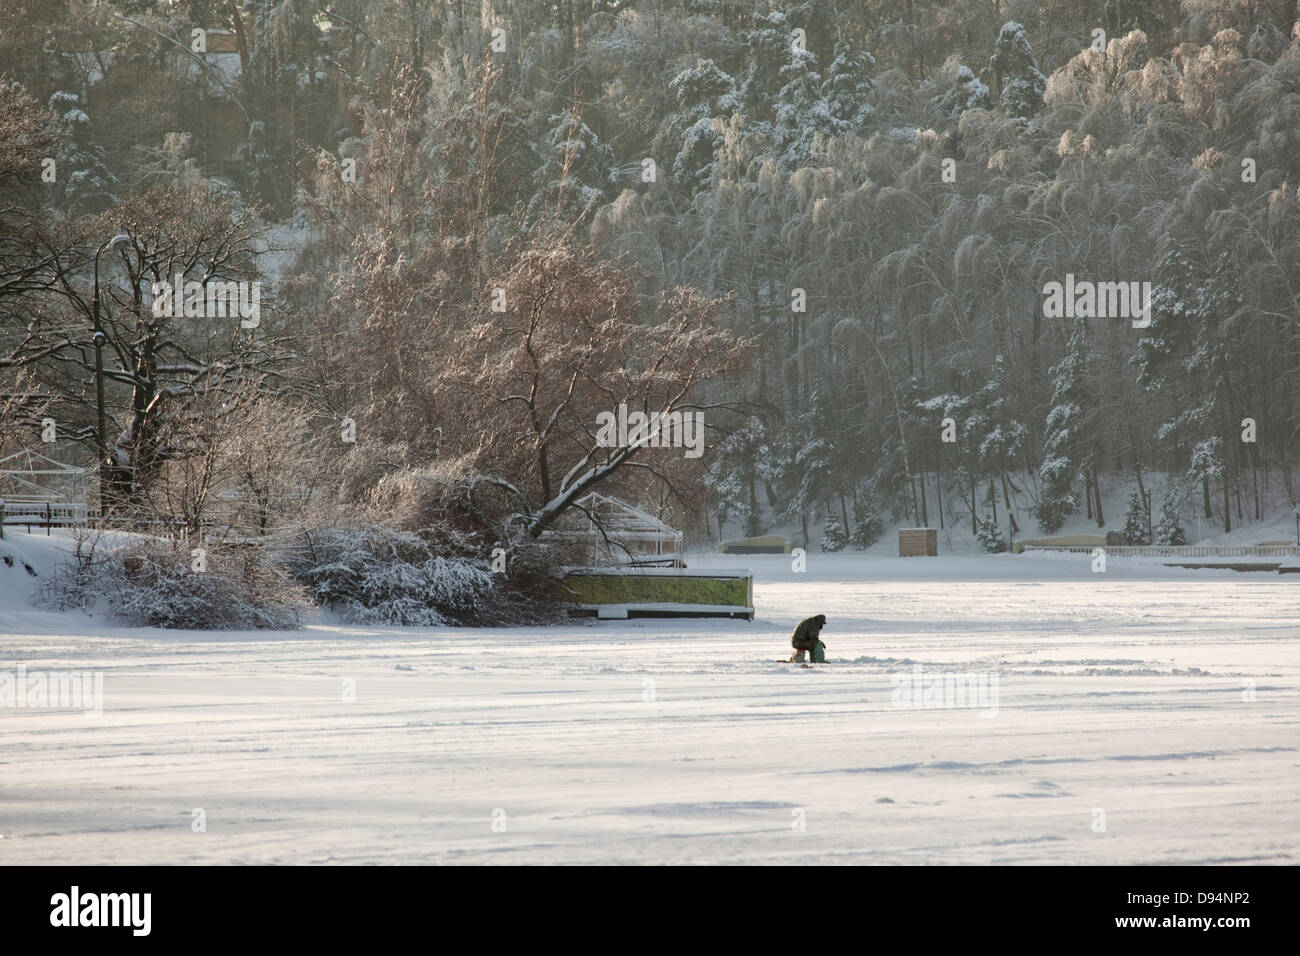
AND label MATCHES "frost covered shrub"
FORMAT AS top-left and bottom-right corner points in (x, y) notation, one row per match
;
(282, 526), (492, 625)
(820, 518), (848, 552)
(40, 541), (306, 629)
(281, 525), (565, 626)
